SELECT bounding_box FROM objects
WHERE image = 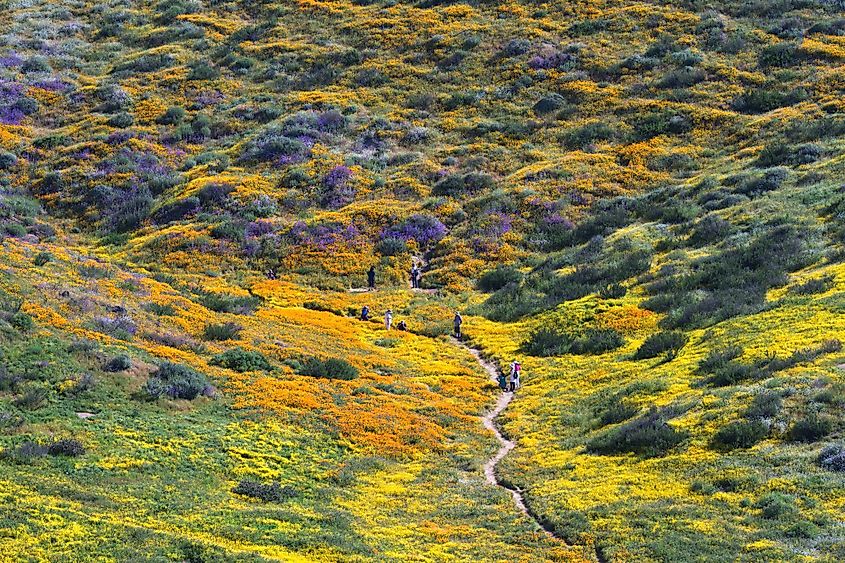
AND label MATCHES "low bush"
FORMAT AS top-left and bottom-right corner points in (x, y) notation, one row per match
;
(744, 392), (782, 419)
(210, 348), (271, 372)
(477, 265), (523, 292)
(633, 331), (688, 360)
(232, 479), (295, 502)
(789, 275), (834, 296)
(818, 444), (845, 472)
(788, 413), (833, 443)
(756, 492), (797, 520)
(587, 407), (688, 457)
(298, 357), (359, 380)
(92, 315), (137, 340)
(599, 399), (639, 426)
(33, 251), (52, 266)
(145, 361), (211, 400)
(202, 322), (242, 341)
(196, 291), (260, 314)
(375, 237), (408, 256)
(698, 346), (744, 374)
(104, 354), (131, 372)
(711, 420), (767, 450)
(522, 328), (624, 356)
(144, 302), (177, 316)
(47, 438), (85, 457)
